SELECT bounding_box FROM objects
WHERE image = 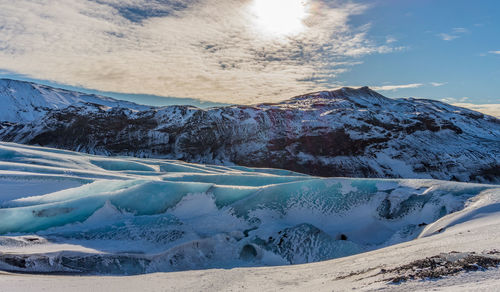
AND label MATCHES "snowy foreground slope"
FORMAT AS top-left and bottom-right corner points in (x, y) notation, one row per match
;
(0, 142), (499, 291)
(1, 79), (499, 183)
